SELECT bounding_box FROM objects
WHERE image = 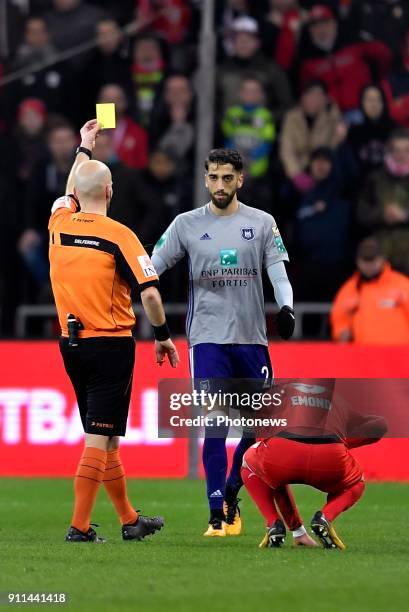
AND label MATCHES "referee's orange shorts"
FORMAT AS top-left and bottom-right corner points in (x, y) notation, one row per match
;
(244, 436), (363, 494)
